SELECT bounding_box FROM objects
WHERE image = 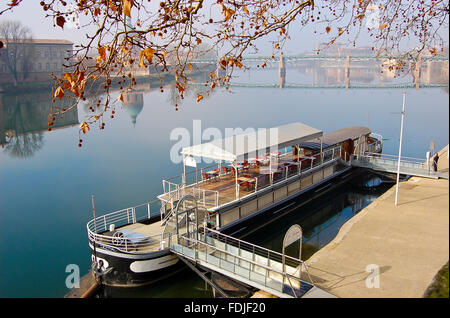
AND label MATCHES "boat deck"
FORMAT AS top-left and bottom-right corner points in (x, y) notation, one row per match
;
(160, 152), (338, 209)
